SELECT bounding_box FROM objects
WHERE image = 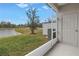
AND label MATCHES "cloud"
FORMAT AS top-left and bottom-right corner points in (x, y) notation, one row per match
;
(16, 3), (28, 8)
(42, 6), (49, 9)
(25, 7), (38, 11)
(25, 8), (29, 11)
(37, 8), (42, 11)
